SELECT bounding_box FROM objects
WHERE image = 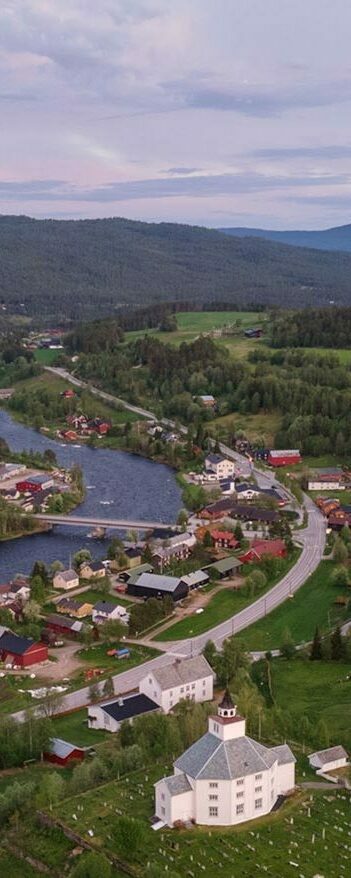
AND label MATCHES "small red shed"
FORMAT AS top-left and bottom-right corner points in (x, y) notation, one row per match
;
(44, 737), (85, 766)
